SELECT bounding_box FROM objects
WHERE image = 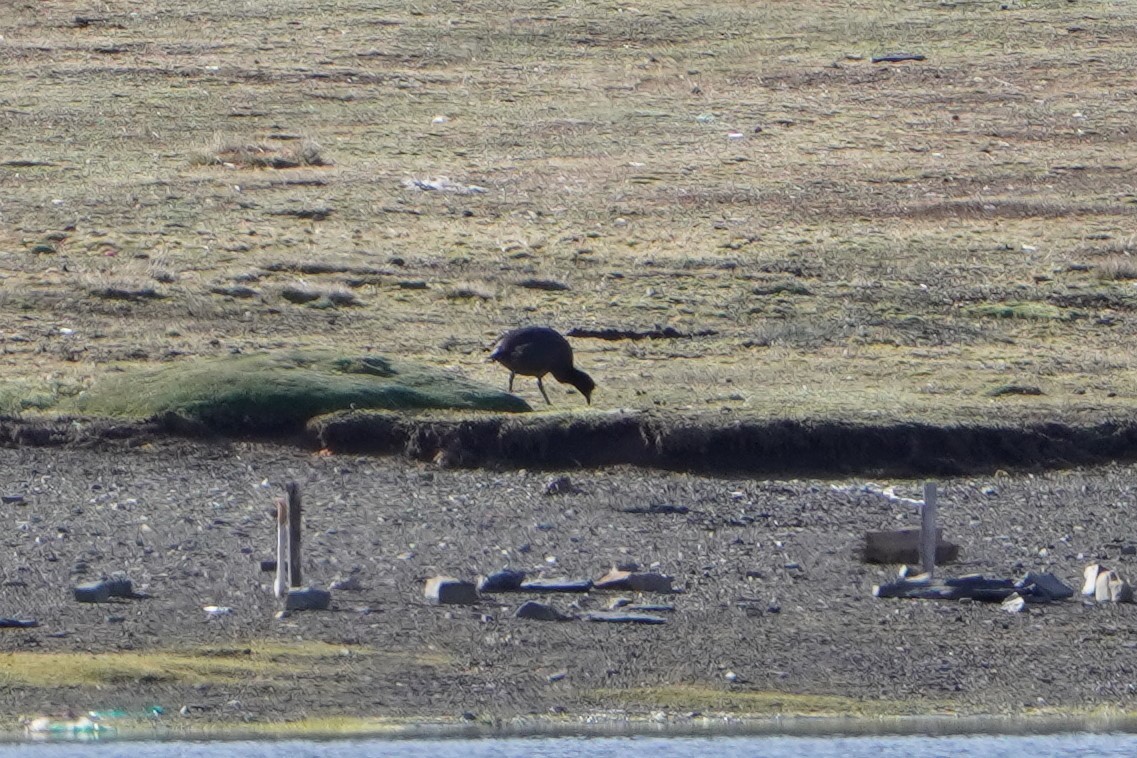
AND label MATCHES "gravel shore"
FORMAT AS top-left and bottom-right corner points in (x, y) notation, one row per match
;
(3, 436), (1137, 732)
